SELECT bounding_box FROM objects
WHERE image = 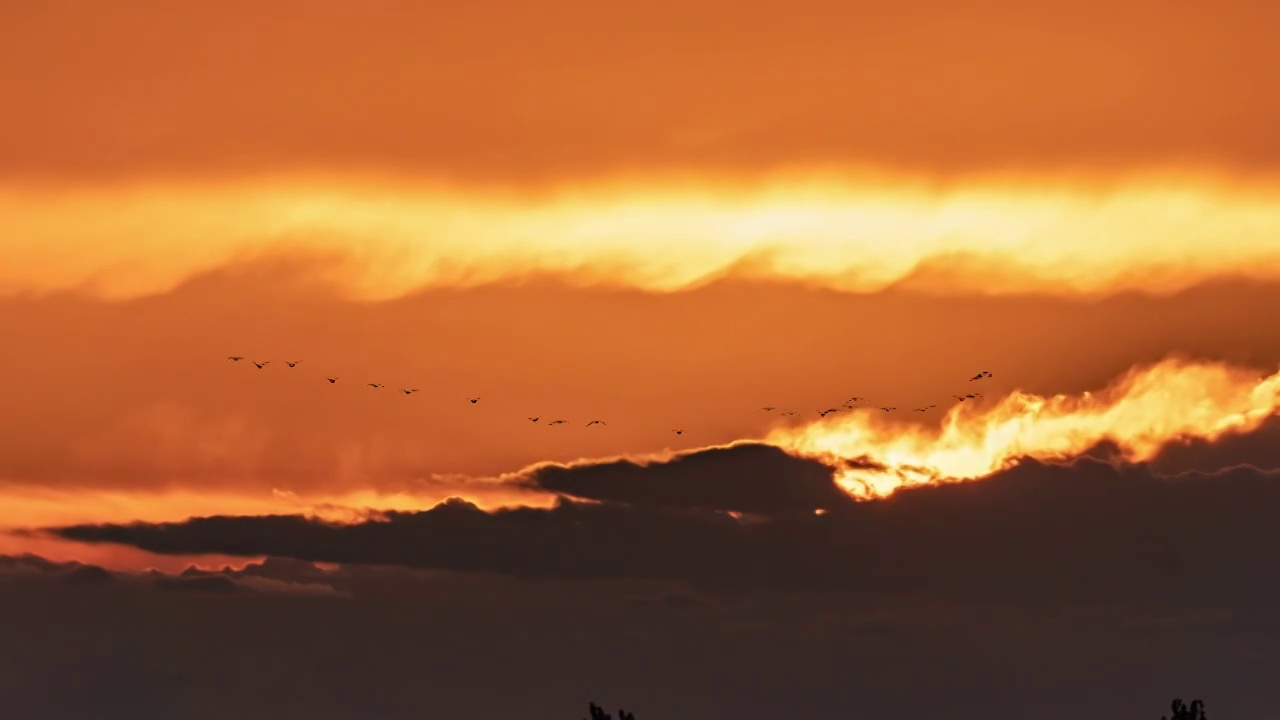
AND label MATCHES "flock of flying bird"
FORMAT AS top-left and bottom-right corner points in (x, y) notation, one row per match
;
(225, 356), (995, 435)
